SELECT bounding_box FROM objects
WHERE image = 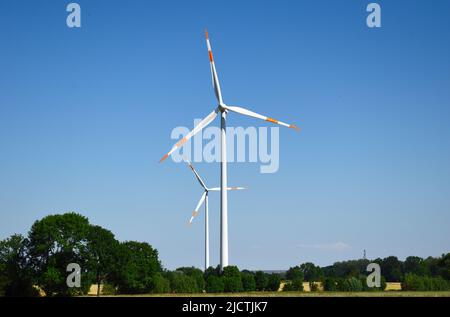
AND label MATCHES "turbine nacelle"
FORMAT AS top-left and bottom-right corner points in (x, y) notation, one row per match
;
(218, 104), (227, 113)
